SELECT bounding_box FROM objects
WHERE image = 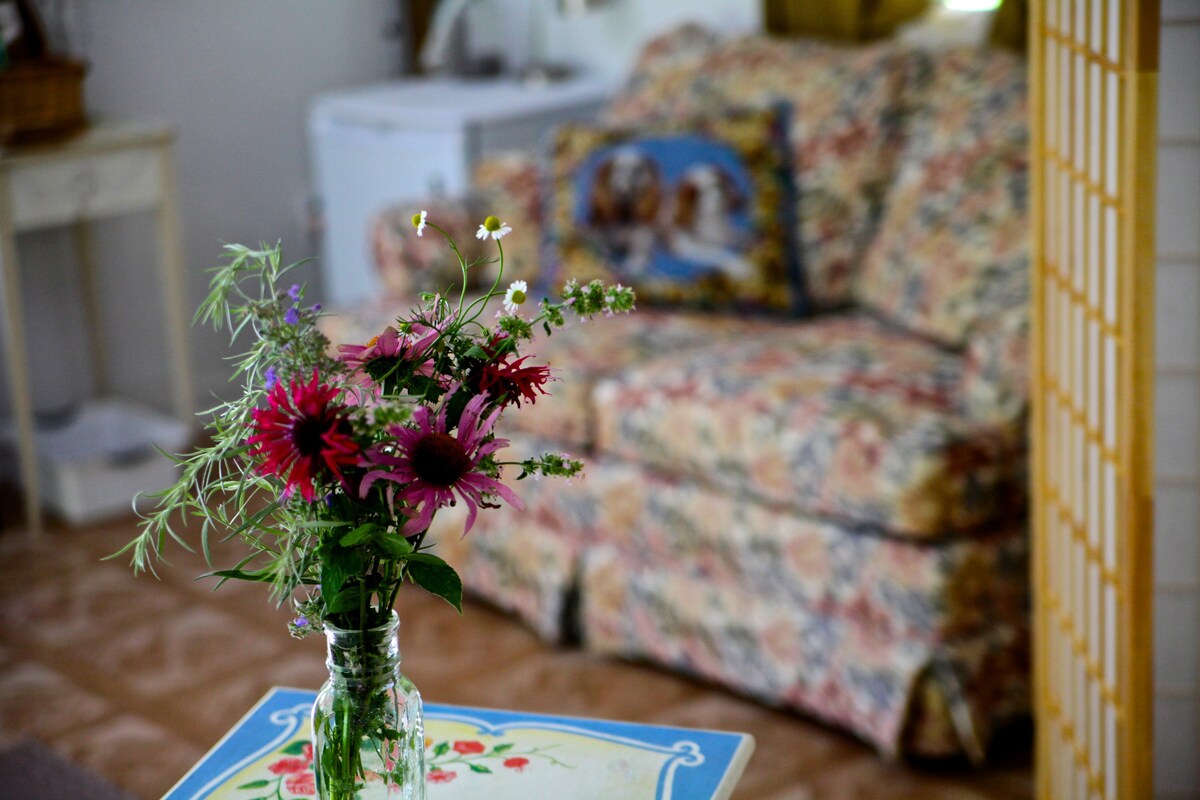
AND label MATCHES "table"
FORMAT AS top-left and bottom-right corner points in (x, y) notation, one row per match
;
(0, 121), (193, 533)
(164, 687), (754, 799)
(309, 75), (612, 307)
